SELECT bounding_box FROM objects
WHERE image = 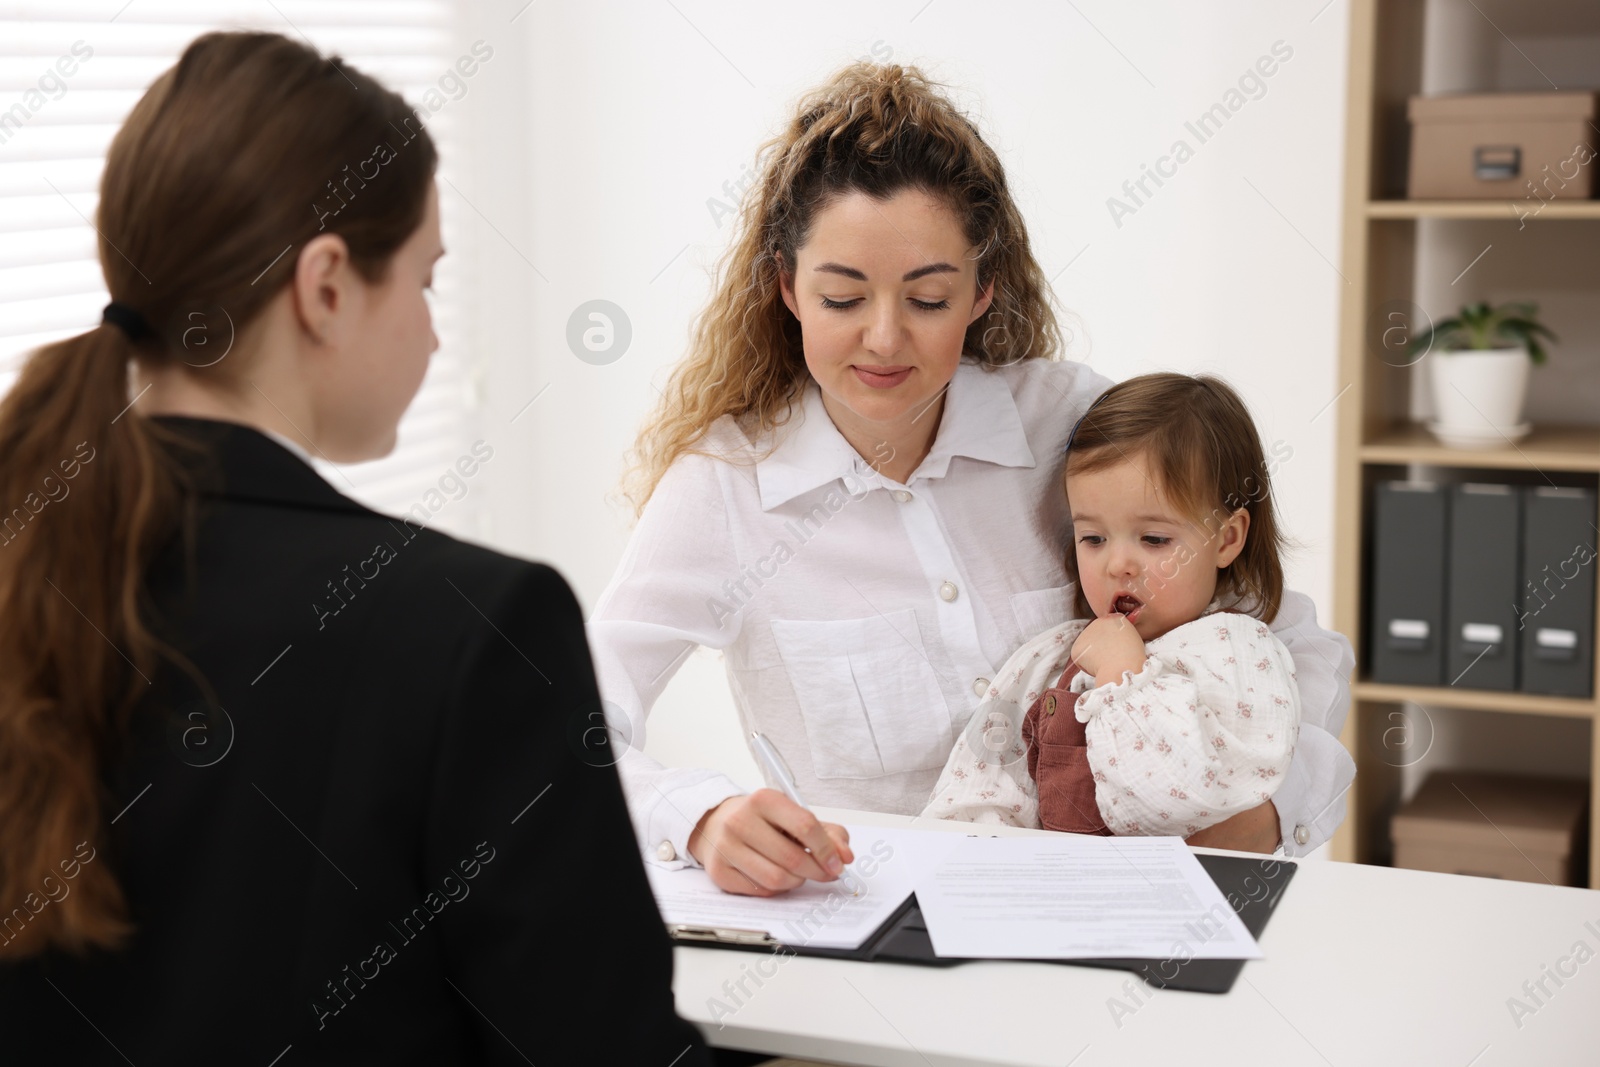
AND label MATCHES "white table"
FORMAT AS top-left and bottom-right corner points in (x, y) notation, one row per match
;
(672, 807), (1600, 1066)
